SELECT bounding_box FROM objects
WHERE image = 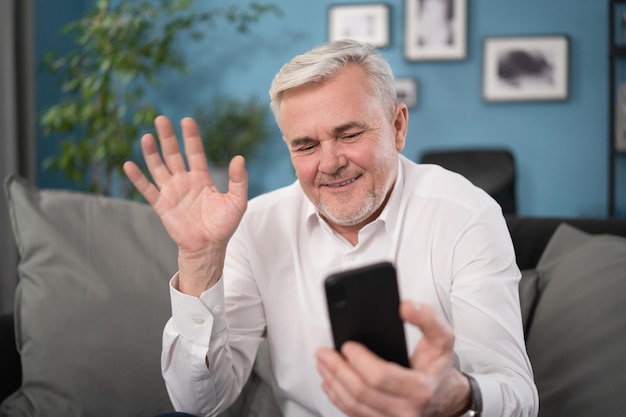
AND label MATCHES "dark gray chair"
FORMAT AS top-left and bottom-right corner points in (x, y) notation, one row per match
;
(418, 148), (517, 214)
